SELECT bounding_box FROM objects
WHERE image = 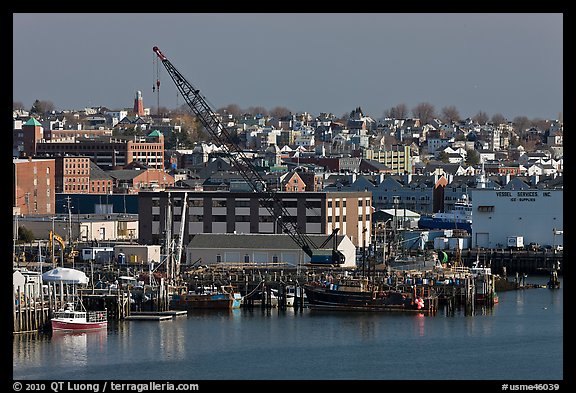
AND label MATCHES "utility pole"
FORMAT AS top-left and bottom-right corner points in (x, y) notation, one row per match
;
(13, 211), (19, 267)
(393, 195), (399, 257)
(66, 196), (73, 245)
(51, 216), (55, 268)
(362, 227), (367, 278)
